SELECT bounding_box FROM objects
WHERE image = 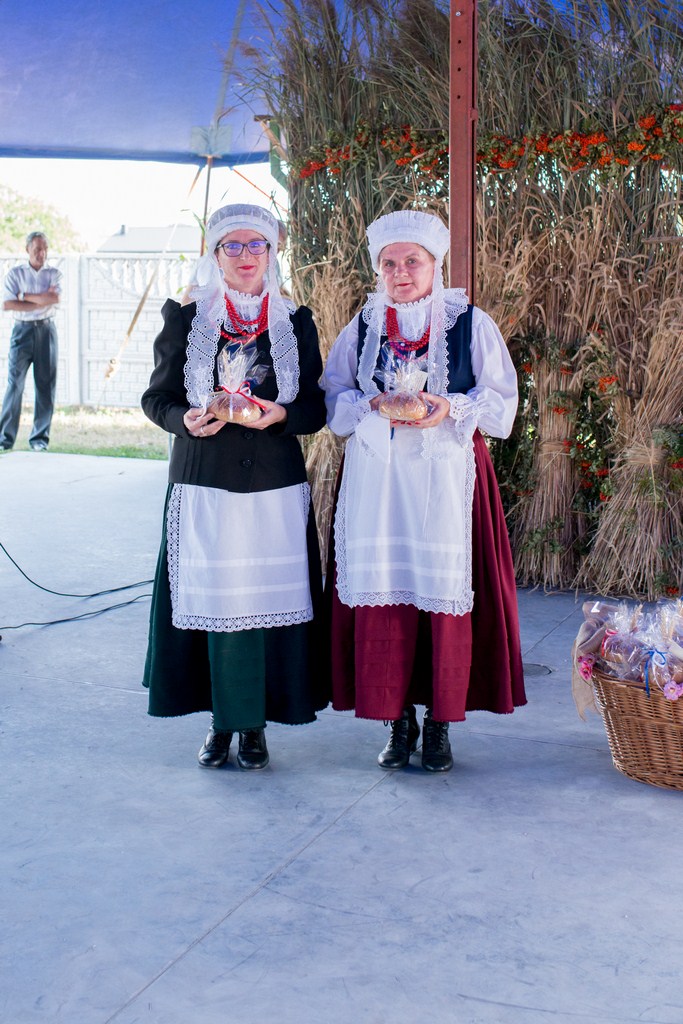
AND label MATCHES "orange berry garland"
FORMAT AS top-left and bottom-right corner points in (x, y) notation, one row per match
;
(294, 106), (683, 181)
